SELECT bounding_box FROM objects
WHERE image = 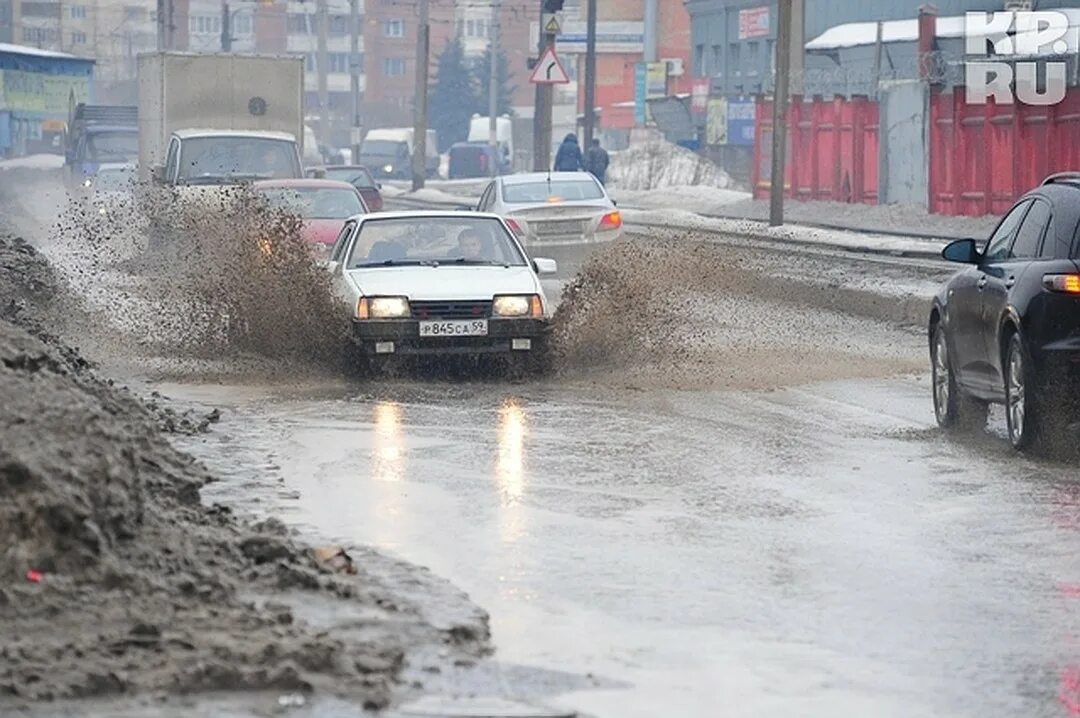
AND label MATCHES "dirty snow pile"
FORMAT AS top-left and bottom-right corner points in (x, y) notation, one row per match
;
(0, 232), (490, 706)
(607, 140), (734, 191)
